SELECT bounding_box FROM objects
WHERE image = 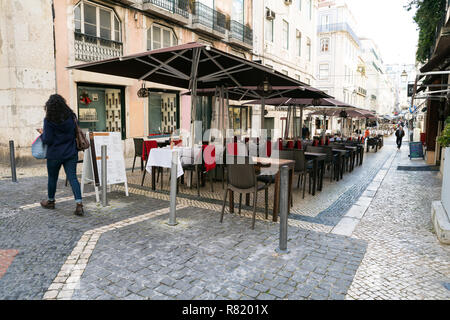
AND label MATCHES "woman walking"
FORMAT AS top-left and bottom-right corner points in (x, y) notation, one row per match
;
(39, 94), (84, 216)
